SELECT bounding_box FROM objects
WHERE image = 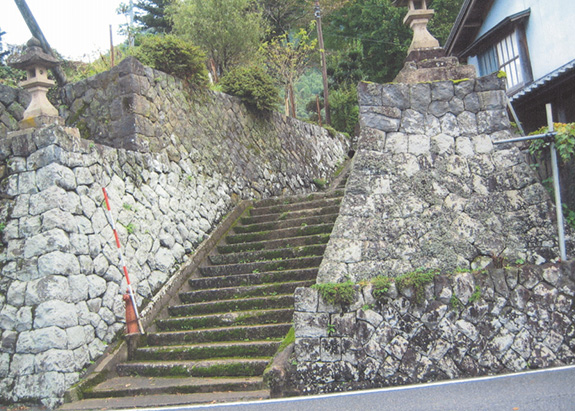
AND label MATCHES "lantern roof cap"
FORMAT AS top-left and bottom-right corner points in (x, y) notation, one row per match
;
(9, 37), (60, 70)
